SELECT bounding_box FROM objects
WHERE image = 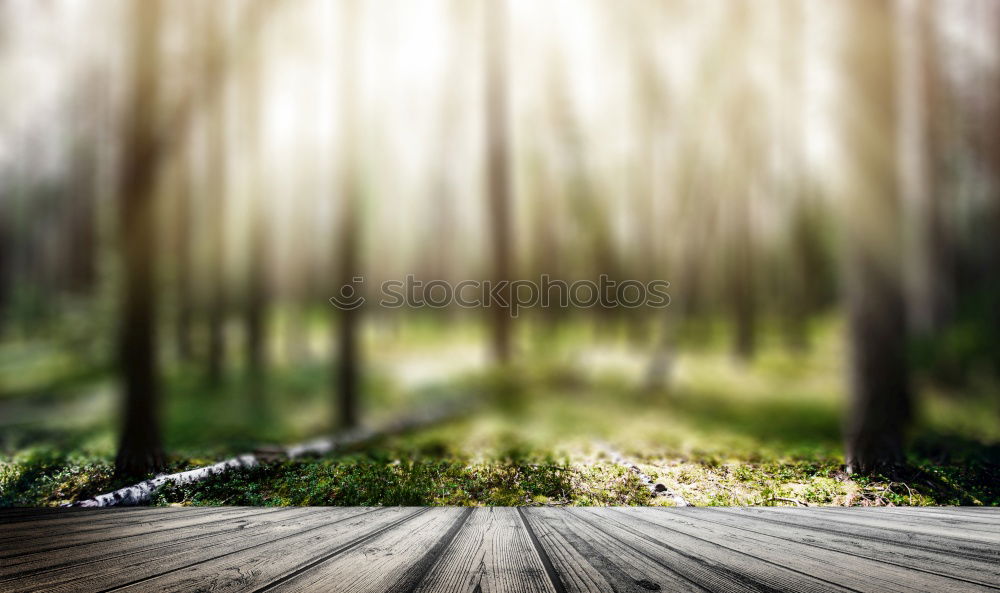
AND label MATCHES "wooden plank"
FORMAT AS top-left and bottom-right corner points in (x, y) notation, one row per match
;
(719, 507), (999, 563)
(413, 507), (554, 593)
(2, 507), (372, 593)
(109, 507), (426, 593)
(0, 506), (270, 560)
(850, 507), (1000, 526)
(0, 506), (154, 523)
(612, 508), (996, 593)
(518, 508), (621, 593)
(526, 506), (709, 593)
(706, 508), (1000, 587)
(0, 507), (294, 578)
(263, 508), (465, 593)
(575, 508), (854, 593)
(0, 506), (250, 546)
(0, 506), (206, 531)
(798, 508), (1000, 542)
(2, 507), (998, 593)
